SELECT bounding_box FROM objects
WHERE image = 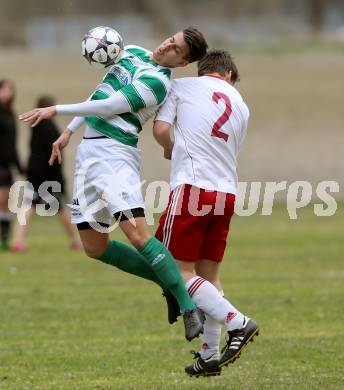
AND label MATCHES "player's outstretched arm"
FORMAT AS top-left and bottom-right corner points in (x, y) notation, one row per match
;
(20, 93), (91, 128)
(19, 71), (168, 125)
(30, 75), (168, 119)
(19, 89), (145, 122)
